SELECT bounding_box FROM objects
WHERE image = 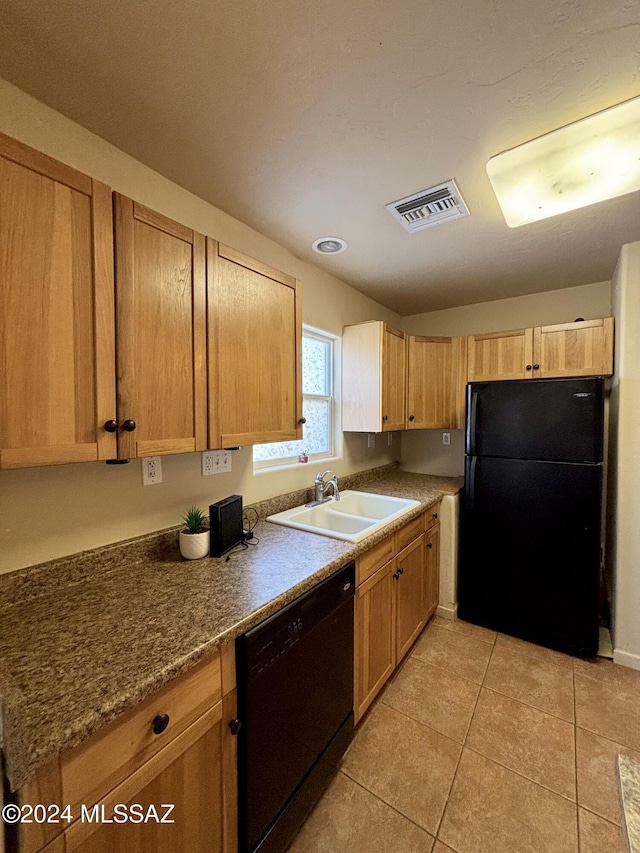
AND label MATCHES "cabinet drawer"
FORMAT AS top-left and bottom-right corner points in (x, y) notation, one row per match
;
(357, 534), (395, 585)
(425, 502), (441, 532)
(61, 652), (222, 812)
(394, 513), (425, 552)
